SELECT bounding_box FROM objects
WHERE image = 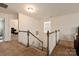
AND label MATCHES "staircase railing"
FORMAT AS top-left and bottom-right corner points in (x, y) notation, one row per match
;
(19, 30), (29, 47)
(29, 31), (43, 51)
(47, 29), (60, 56)
(49, 30), (60, 45)
(19, 30), (43, 51)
